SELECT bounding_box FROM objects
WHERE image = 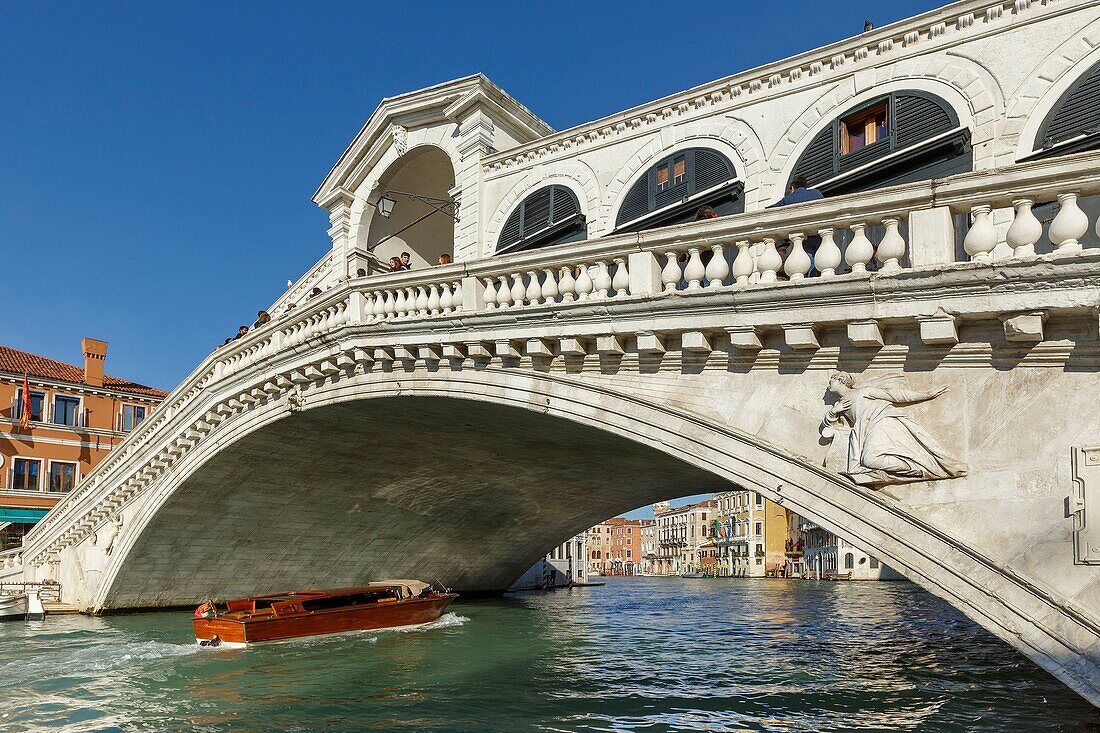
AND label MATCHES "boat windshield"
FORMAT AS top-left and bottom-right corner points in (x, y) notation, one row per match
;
(300, 590), (398, 612)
